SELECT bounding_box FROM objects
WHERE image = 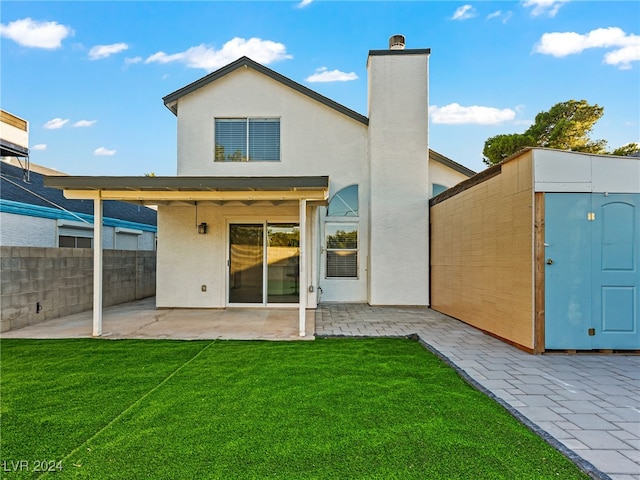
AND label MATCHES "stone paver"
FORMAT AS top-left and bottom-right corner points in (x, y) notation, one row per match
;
(316, 304), (640, 480)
